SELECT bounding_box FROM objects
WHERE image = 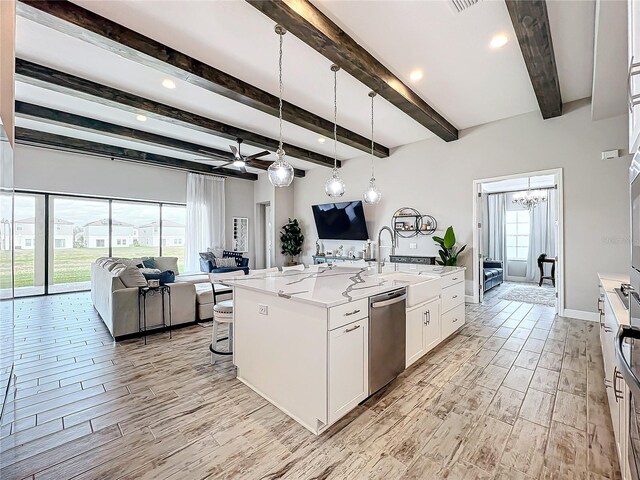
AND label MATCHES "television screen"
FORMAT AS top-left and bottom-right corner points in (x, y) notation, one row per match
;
(312, 201), (369, 241)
